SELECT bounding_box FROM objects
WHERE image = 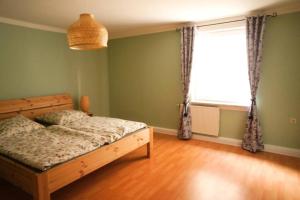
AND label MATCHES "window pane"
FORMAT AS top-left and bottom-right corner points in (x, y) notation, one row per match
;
(190, 24), (251, 106)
